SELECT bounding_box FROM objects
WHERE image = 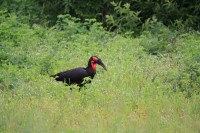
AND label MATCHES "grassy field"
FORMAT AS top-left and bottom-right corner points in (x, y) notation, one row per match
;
(0, 13), (200, 133)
